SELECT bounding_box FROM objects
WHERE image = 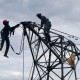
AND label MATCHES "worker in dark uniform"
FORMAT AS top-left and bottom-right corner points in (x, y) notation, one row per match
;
(36, 13), (51, 42)
(0, 20), (20, 58)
